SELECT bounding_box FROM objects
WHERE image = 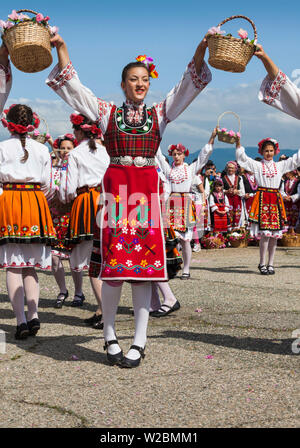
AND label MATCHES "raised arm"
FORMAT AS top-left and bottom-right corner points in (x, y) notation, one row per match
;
(191, 127), (217, 176)
(278, 150), (300, 175)
(154, 37), (212, 135)
(46, 35), (112, 132)
(255, 44), (300, 120)
(235, 138), (260, 174)
(0, 44), (12, 114)
(155, 147), (171, 177)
